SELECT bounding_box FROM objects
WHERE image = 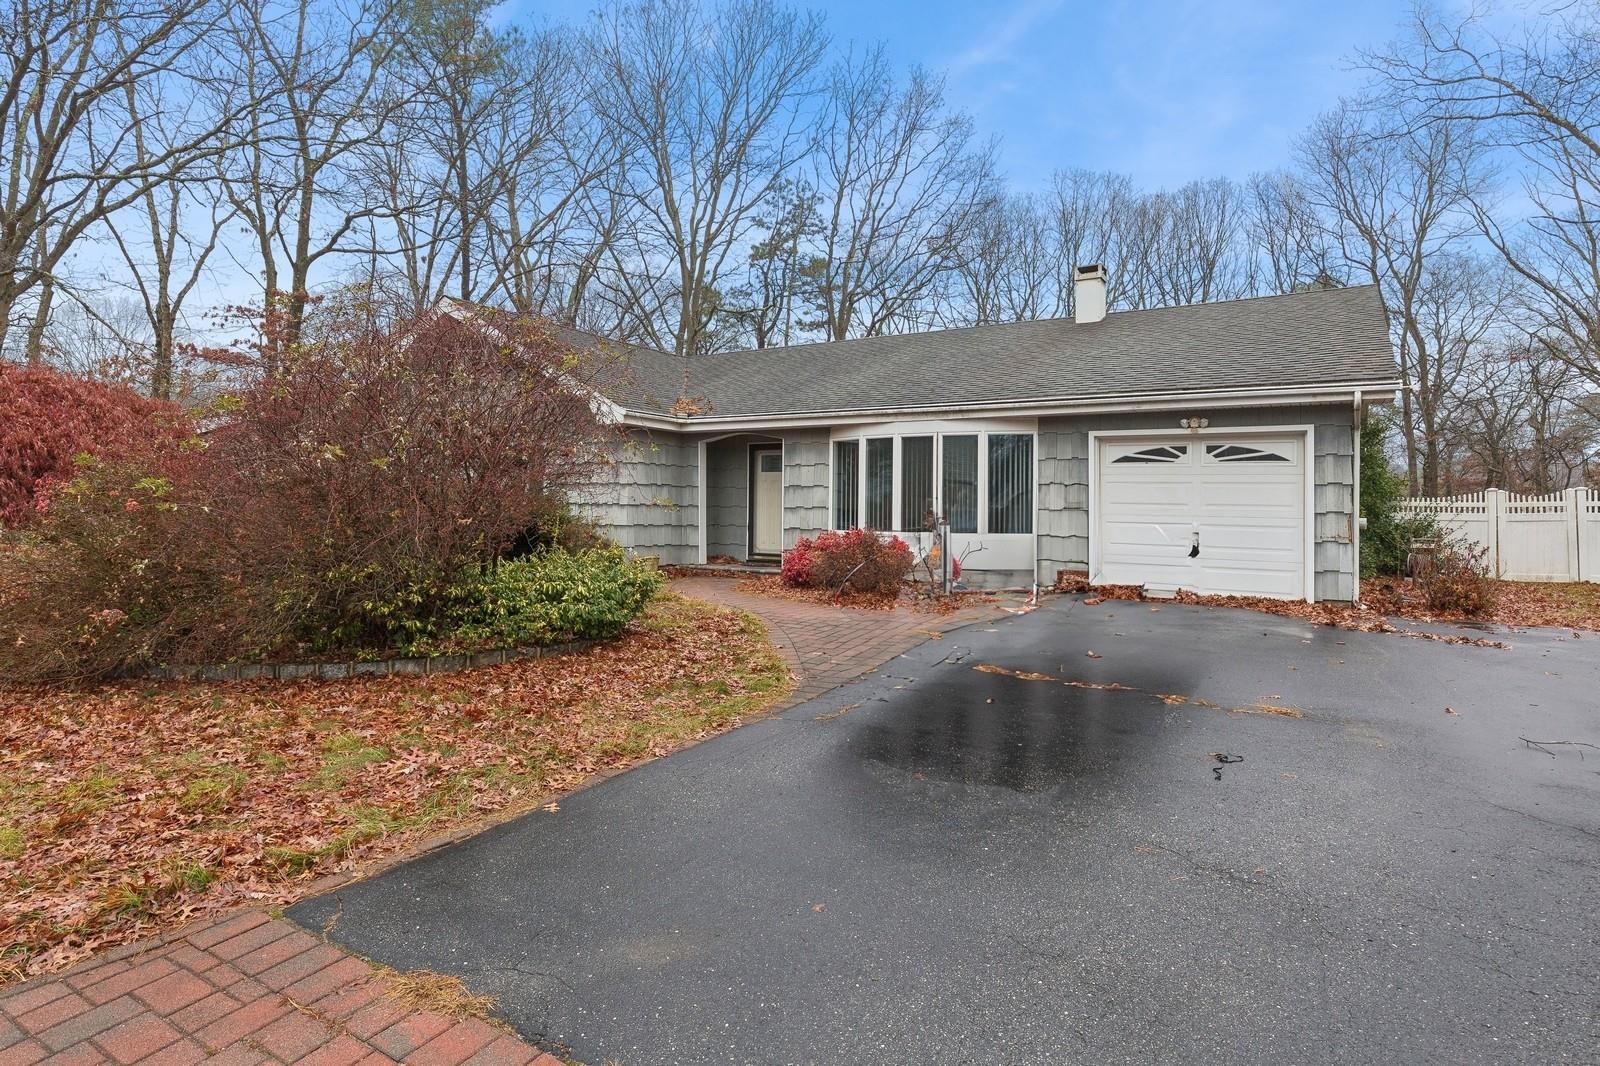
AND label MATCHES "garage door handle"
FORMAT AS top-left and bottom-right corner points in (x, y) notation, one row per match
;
(1189, 531), (1200, 558)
